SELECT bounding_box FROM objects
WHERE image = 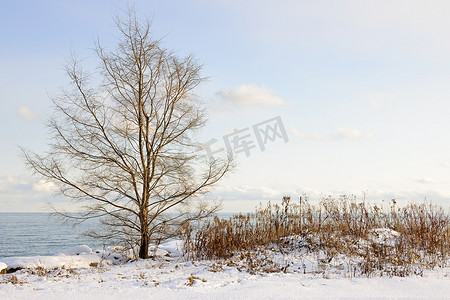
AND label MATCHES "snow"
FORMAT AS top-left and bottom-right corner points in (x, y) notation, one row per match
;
(94, 246), (134, 265)
(0, 262), (6, 271)
(0, 254), (104, 270)
(1, 245), (107, 270)
(369, 228), (400, 246)
(1, 239), (449, 299)
(0, 242), (180, 272)
(0, 257), (448, 299)
(149, 245), (170, 257)
(157, 240), (183, 257)
(56, 245), (93, 256)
